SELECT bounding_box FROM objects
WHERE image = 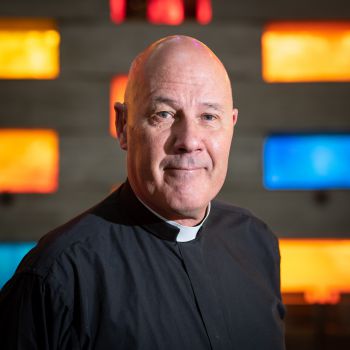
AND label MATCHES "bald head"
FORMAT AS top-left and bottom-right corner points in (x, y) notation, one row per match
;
(125, 35), (233, 111)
